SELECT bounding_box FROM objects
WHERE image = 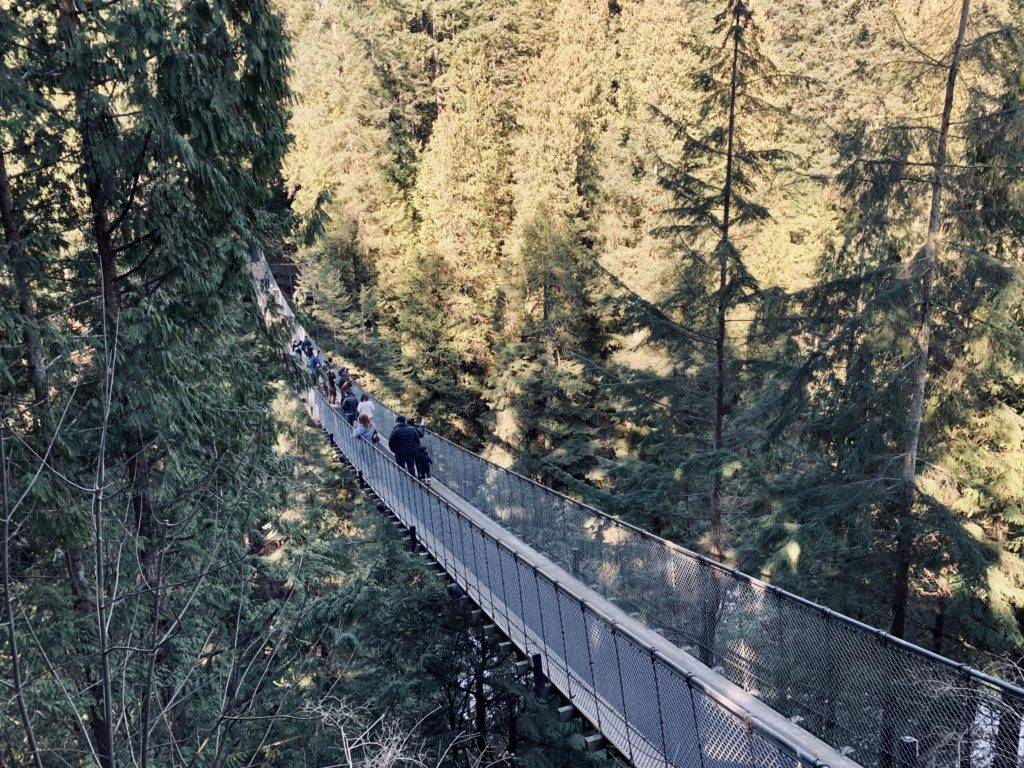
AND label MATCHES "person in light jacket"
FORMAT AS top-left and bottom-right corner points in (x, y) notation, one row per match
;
(353, 412), (376, 443)
(356, 394), (374, 420)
